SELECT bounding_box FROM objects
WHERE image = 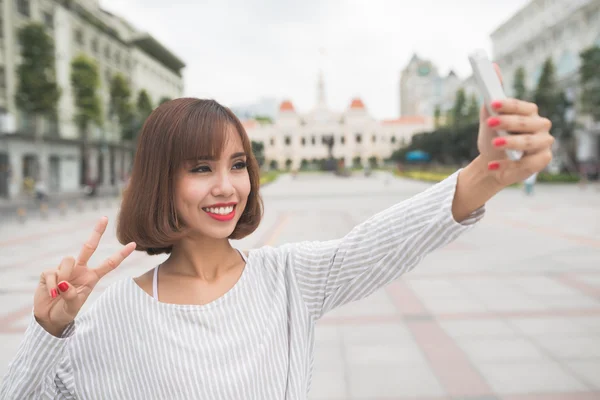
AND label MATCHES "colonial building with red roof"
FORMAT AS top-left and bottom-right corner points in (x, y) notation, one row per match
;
(243, 72), (433, 170)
